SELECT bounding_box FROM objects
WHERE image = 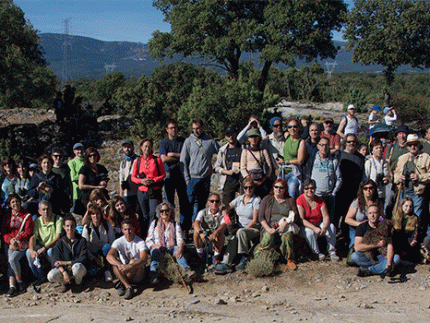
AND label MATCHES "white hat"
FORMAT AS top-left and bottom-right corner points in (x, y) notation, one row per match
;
(406, 134), (421, 145)
(347, 104), (356, 110)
